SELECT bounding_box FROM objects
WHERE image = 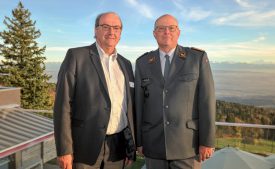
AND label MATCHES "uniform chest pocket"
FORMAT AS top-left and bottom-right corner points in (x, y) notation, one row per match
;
(178, 73), (198, 82)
